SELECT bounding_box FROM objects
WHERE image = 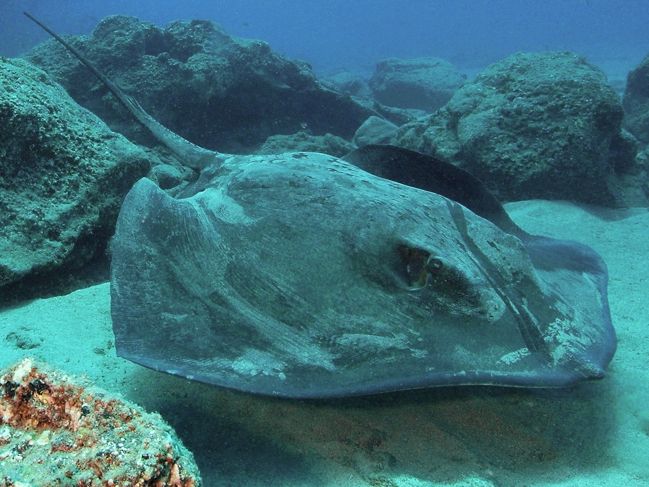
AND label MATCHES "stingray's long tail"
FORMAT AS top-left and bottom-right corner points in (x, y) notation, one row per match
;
(24, 11), (220, 171)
